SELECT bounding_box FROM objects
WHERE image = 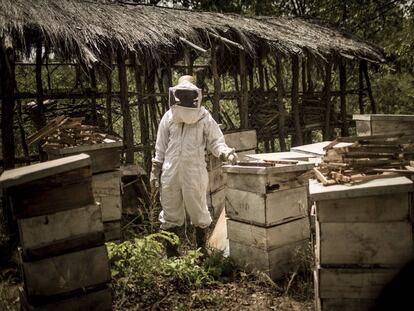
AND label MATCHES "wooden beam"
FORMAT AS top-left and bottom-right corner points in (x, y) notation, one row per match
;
(0, 36), (16, 169)
(117, 51), (135, 164)
(358, 60), (365, 114)
(362, 60), (377, 114)
(89, 65), (98, 125)
(179, 37), (207, 54)
(239, 49), (249, 129)
(275, 54), (286, 151)
(323, 57), (332, 141)
(104, 52), (114, 134)
(339, 57), (349, 136)
(291, 54), (303, 146)
(133, 55), (151, 173)
(211, 40), (221, 122)
(35, 41), (46, 129)
(208, 32), (245, 50)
